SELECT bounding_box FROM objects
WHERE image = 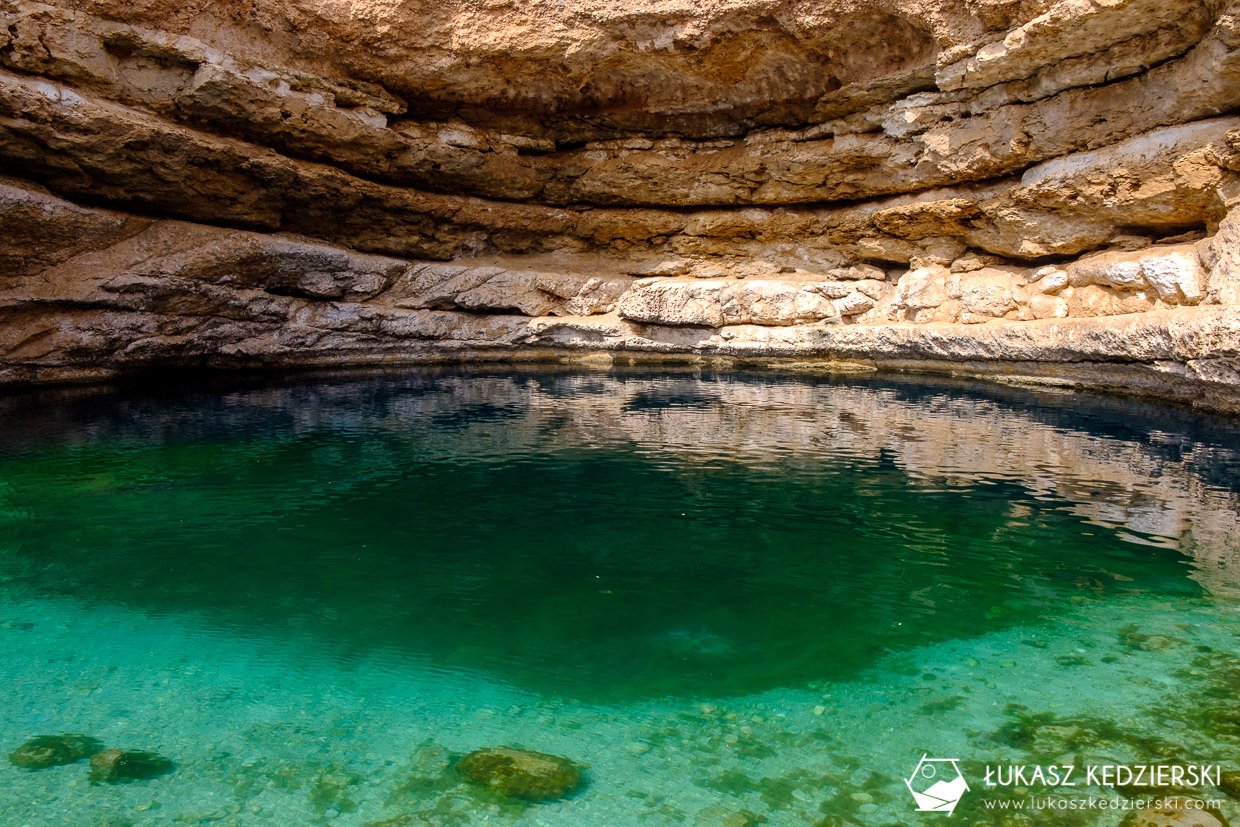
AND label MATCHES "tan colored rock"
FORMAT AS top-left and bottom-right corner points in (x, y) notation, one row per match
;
(895, 266), (950, 315)
(834, 292), (876, 317)
(844, 264), (889, 282)
(536, 273), (633, 316)
(964, 118), (1237, 259)
(1065, 285), (1160, 318)
(617, 279), (844, 327)
(723, 281), (842, 325)
(804, 282), (854, 300)
(0, 0), (1237, 410)
(617, 280), (728, 327)
(1201, 207), (1240, 305)
(852, 279), (889, 300)
(8, 215), (408, 309)
(1, 1), (1237, 214)
(1029, 266), (1069, 294)
(390, 264), (629, 317)
(1067, 246), (1207, 305)
(454, 271), (562, 317)
(1027, 293), (1068, 320)
(1, 59), (1236, 268)
(936, 0), (1213, 92)
(951, 268), (1020, 319)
